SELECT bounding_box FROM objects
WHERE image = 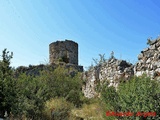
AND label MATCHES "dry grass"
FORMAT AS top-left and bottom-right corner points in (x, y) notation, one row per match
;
(70, 100), (106, 120)
(43, 97), (74, 120)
